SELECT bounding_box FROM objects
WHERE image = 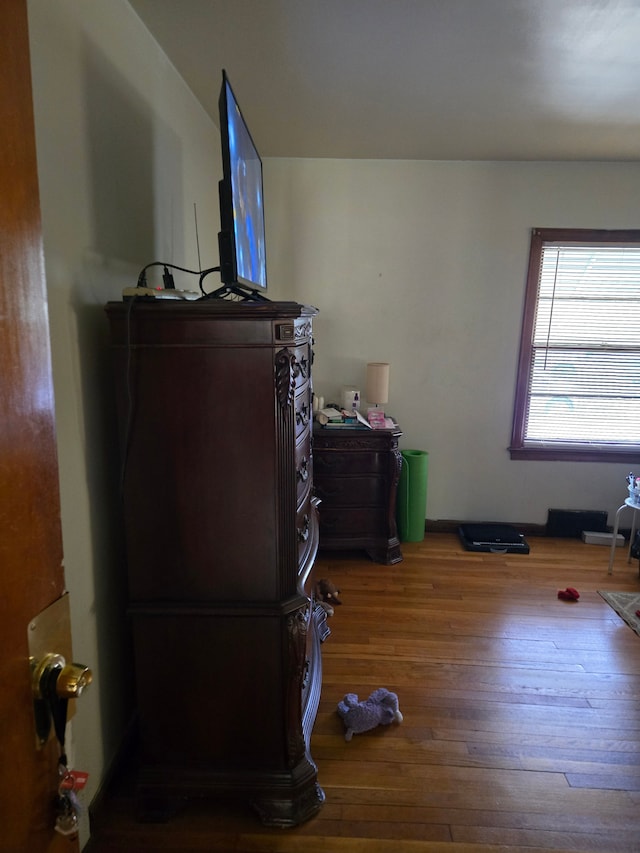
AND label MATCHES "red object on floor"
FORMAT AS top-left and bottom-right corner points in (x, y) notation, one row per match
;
(558, 587), (580, 601)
